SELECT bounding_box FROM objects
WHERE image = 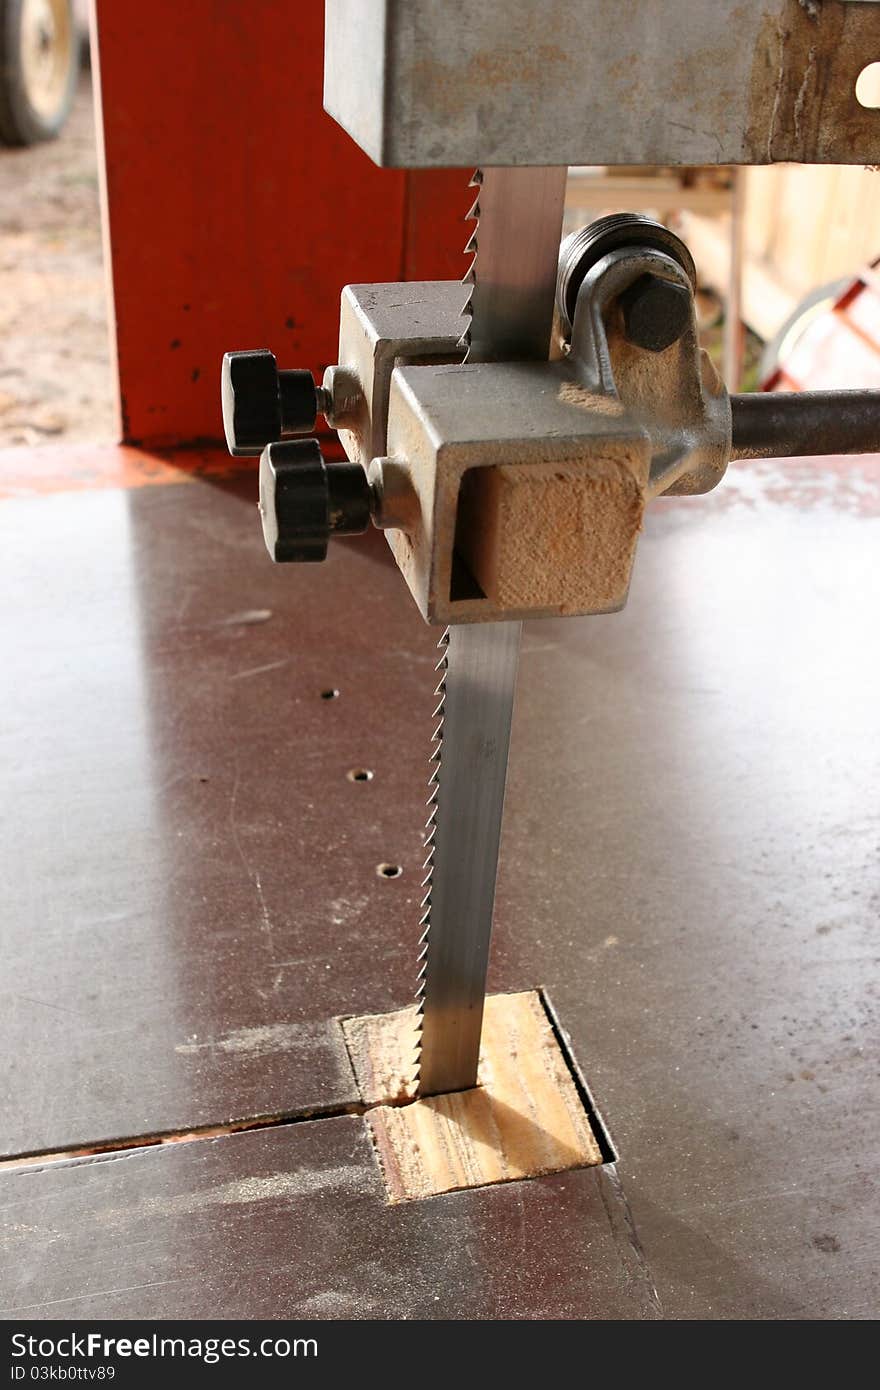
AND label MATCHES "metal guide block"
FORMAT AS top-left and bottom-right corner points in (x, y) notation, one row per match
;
(333, 281), (465, 467)
(380, 360), (652, 625)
